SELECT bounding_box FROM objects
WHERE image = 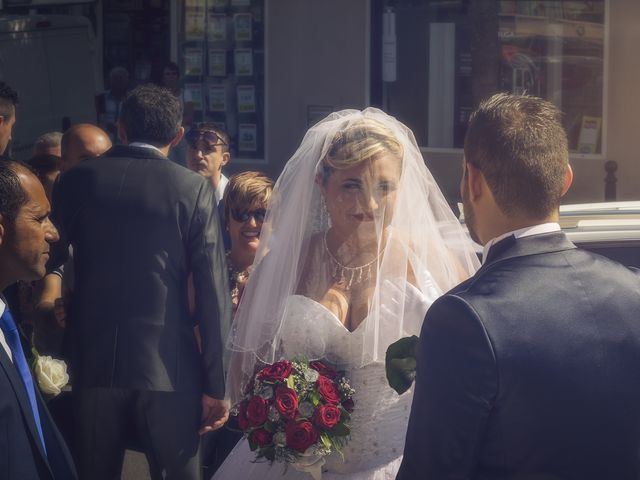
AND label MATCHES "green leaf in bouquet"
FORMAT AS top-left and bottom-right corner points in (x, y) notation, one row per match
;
(248, 437), (258, 451)
(310, 392), (321, 406)
(320, 433), (332, 450)
(385, 335), (419, 395)
(331, 423), (350, 437)
(286, 375), (295, 389)
(263, 421), (275, 433)
(339, 408), (351, 422)
(262, 446), (276, 462)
